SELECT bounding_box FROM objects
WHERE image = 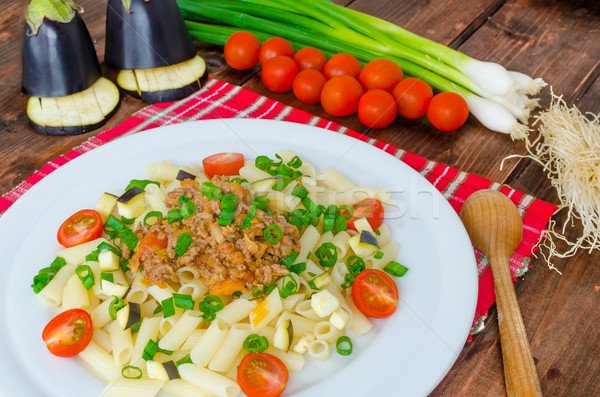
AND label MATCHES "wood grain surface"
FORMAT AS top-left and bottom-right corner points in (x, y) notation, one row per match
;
(2, 0), (600, 396)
